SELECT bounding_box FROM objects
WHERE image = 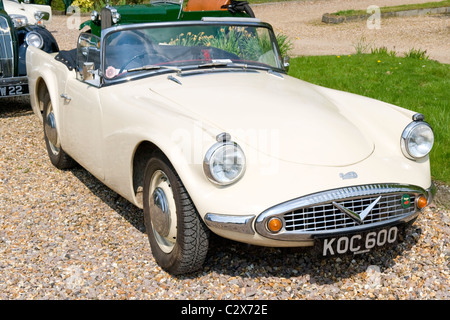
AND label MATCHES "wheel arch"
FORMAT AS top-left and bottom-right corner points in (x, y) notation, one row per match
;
(36, 77), (48, 112)
(132, 140), (164, 208)
(131, 138), (203, 209)
(32, 74), (60, 123)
